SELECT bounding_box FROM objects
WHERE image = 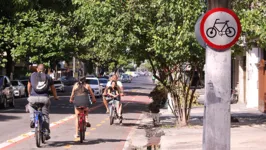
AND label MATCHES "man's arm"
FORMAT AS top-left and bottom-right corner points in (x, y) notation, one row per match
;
(50, 85), (59, 100)
(27, 82), (32, 96)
